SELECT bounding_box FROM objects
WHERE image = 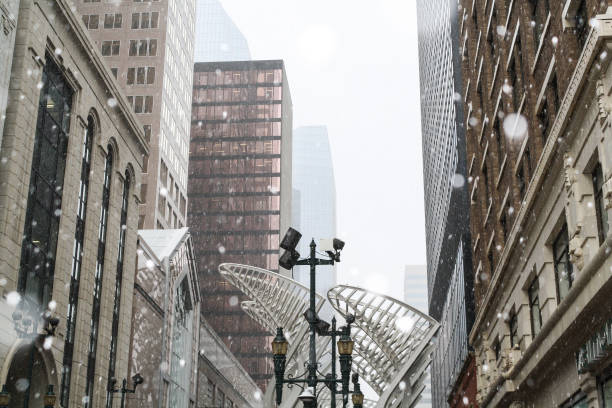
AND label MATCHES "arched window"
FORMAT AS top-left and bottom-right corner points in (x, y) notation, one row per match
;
(106, 172), (130, 407)
(18, 55), (73, 307)
(85, 147), (113, 407)
(60, 114), (94, 406)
